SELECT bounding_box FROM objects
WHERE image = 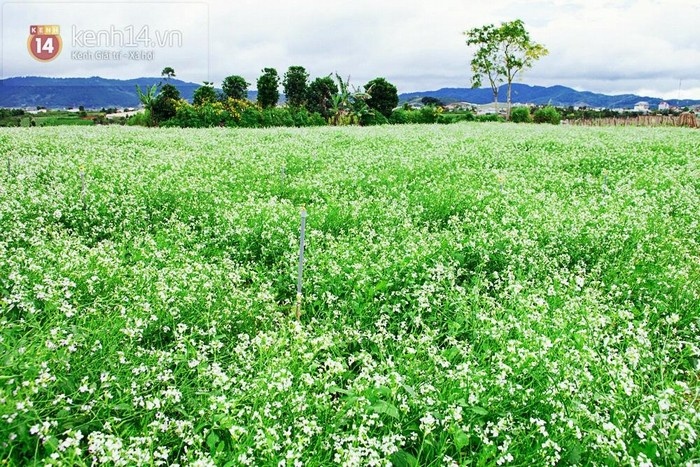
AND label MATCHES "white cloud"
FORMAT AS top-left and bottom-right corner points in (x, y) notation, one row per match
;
(1, 0), (699, 98)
